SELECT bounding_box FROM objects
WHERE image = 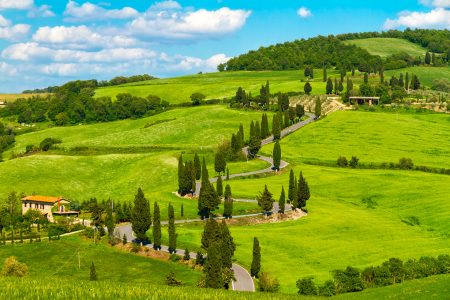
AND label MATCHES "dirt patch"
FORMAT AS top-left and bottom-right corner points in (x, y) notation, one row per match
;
(225, 209), (307, 226)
